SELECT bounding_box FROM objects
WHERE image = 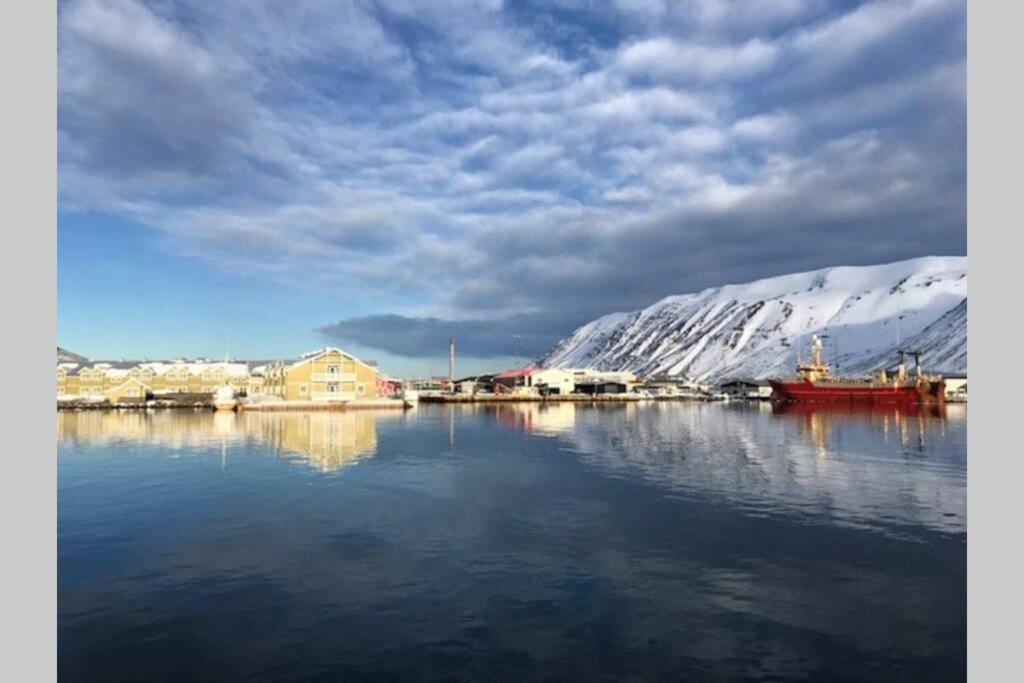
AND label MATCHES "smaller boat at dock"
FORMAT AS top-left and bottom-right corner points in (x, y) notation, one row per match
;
(213, 386), (239, 411)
